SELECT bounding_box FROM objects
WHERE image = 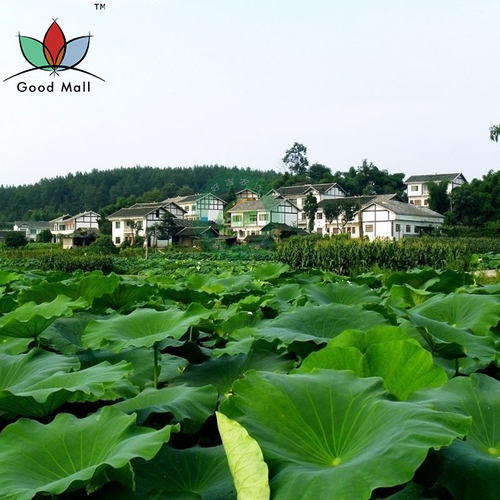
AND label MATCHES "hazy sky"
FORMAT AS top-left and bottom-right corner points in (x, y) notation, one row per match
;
(1, 0), (499, 187)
